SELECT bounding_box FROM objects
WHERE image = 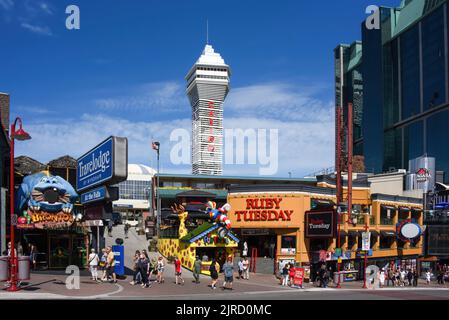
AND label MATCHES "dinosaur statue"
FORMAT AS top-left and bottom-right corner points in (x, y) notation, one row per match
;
(171, 203), (189, 238)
